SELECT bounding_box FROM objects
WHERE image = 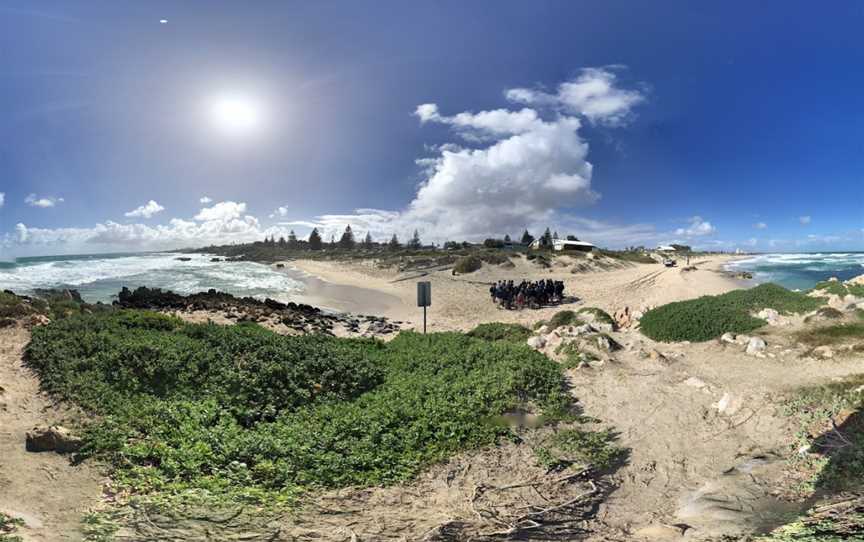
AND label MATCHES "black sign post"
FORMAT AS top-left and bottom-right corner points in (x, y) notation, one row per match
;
(417, 281), (431, 334)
